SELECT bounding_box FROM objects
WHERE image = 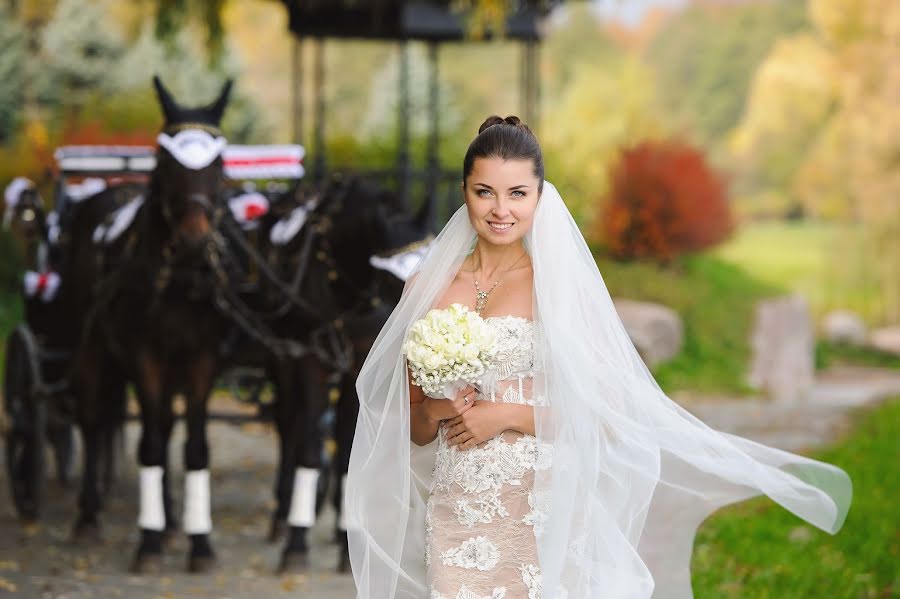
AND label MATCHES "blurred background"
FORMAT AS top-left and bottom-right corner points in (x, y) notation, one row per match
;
(0, 0), (897, 597)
